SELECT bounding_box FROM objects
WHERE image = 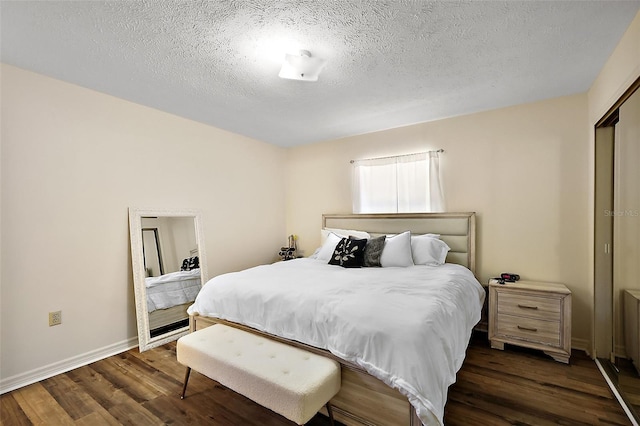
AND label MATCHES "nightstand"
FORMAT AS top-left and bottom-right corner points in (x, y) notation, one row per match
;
(488, 279), (571, 363)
